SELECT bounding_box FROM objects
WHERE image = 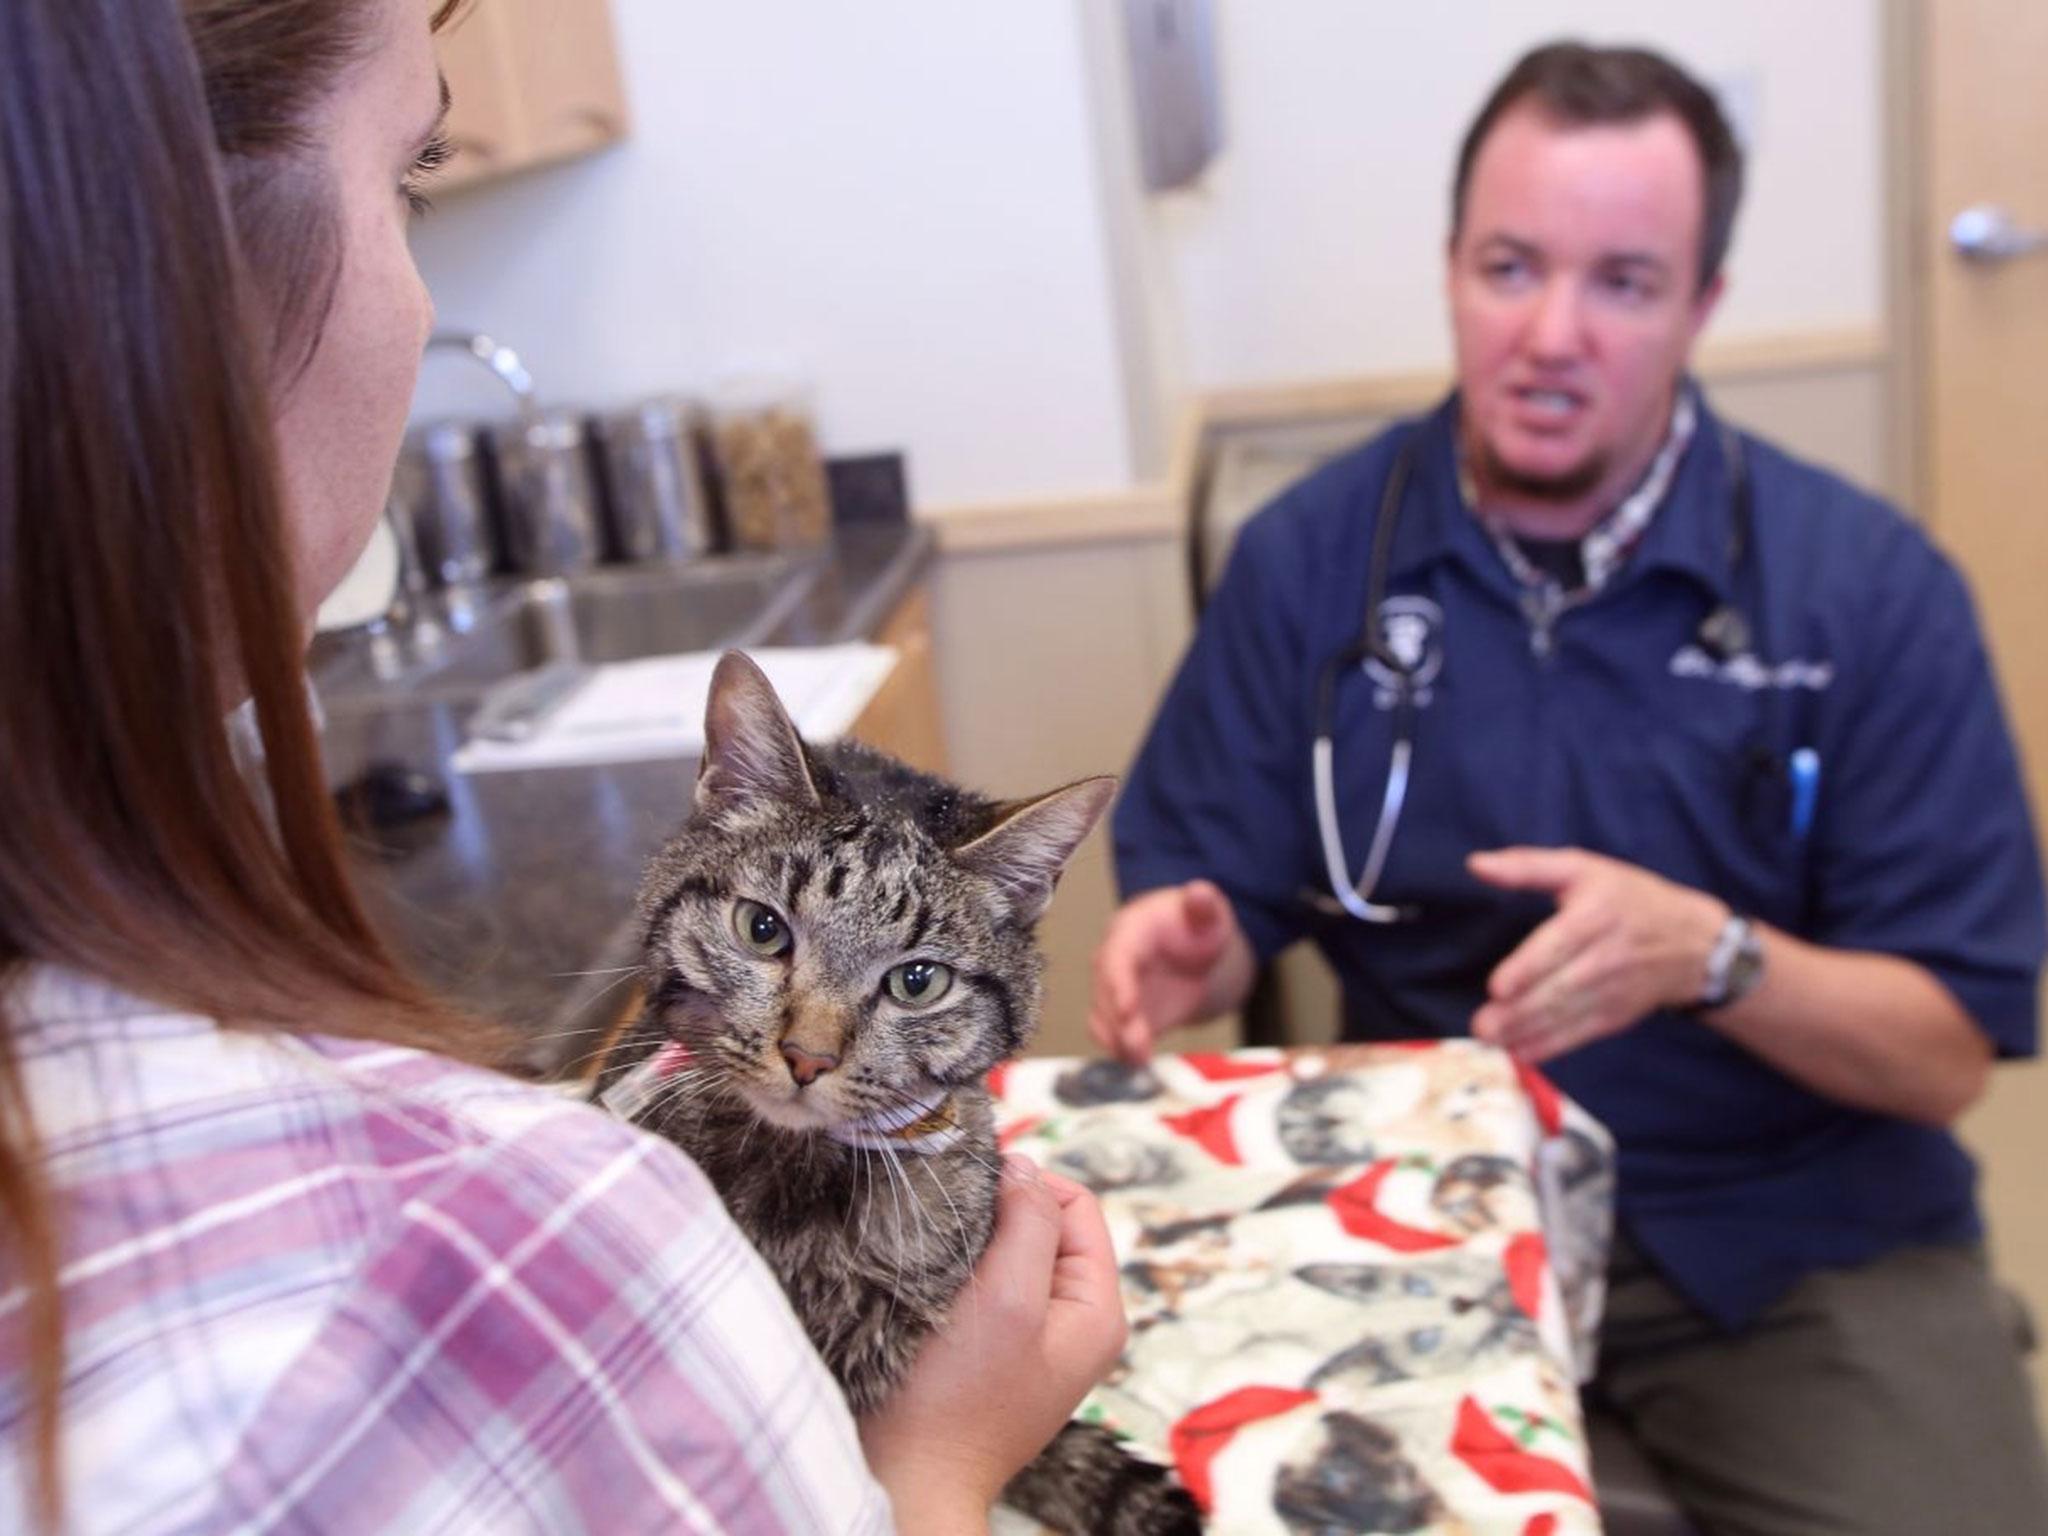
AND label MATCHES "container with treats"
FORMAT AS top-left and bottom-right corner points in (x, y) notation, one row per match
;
(707, 376), (833, 551)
